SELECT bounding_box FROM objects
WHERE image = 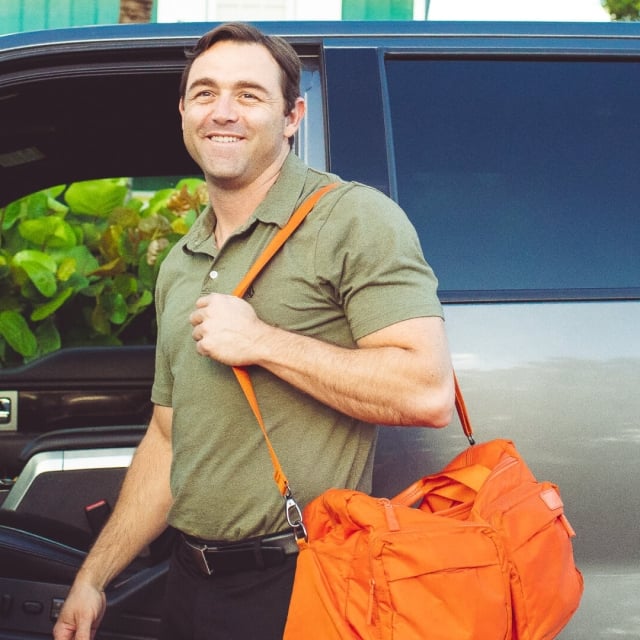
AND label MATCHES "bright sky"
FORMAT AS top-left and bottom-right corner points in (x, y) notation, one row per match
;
(426, 0), (610, 21)
(157, 0), (612, 23)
